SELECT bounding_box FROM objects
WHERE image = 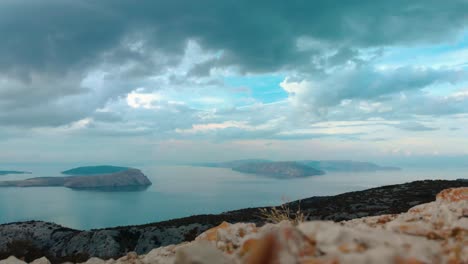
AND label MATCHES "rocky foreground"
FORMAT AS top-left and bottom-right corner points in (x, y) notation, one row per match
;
(0, 180), (467, 263)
